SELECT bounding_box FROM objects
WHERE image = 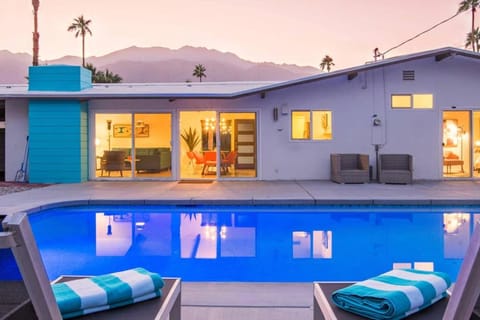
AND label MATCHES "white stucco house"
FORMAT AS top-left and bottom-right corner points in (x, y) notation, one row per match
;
(1, 47), (479, 183)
